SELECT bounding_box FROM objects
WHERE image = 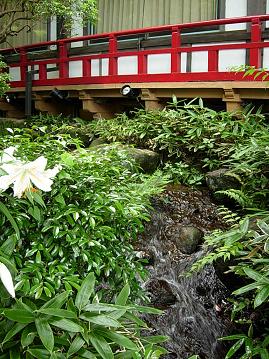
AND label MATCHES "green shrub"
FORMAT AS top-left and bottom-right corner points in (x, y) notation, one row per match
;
(0, 273), (167, 358)
(88, 101), (267, 166)
(191, 215), (269, 359)
(0, 137), (167, 299)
